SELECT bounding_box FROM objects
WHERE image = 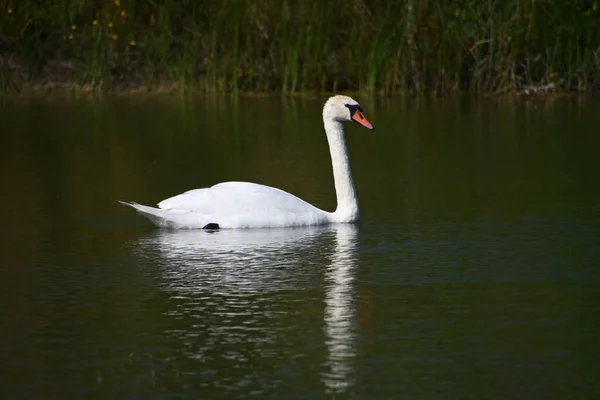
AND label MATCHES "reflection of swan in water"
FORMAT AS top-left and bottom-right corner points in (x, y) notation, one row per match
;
(133, 224), (359, 393)
(136, 225), (336, 294)
(322, 224), (359, 394)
